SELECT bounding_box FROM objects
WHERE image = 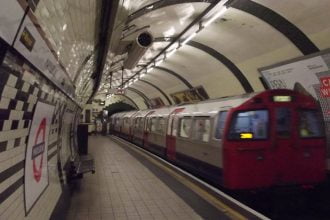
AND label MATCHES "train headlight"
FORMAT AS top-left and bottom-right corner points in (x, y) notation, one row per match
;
(240, 133), (253, 139)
